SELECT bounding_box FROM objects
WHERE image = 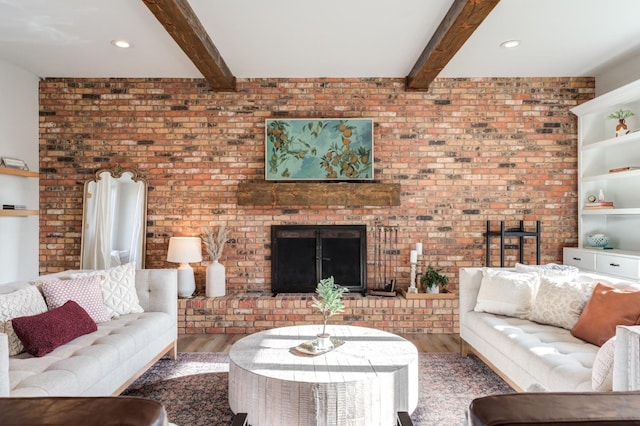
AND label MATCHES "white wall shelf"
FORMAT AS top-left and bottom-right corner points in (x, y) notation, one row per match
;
(0, 168), (39, 217)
